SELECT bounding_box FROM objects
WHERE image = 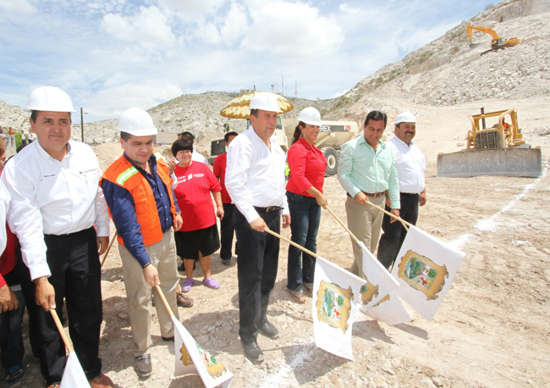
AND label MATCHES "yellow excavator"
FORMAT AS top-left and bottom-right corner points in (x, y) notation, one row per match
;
(467, 23), (520, 54)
